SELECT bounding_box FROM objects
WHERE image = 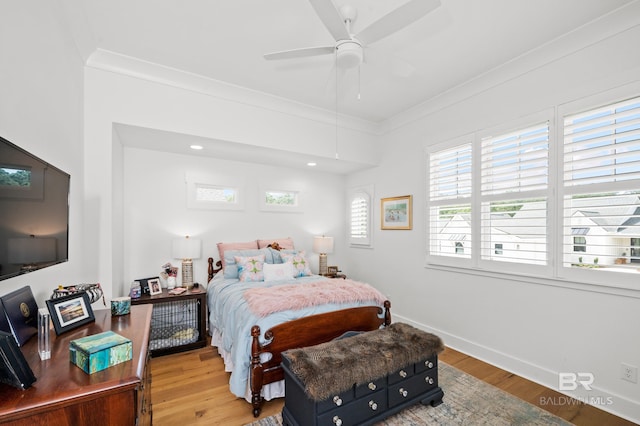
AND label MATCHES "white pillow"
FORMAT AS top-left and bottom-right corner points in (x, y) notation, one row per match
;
(263, 262), (295, 282)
